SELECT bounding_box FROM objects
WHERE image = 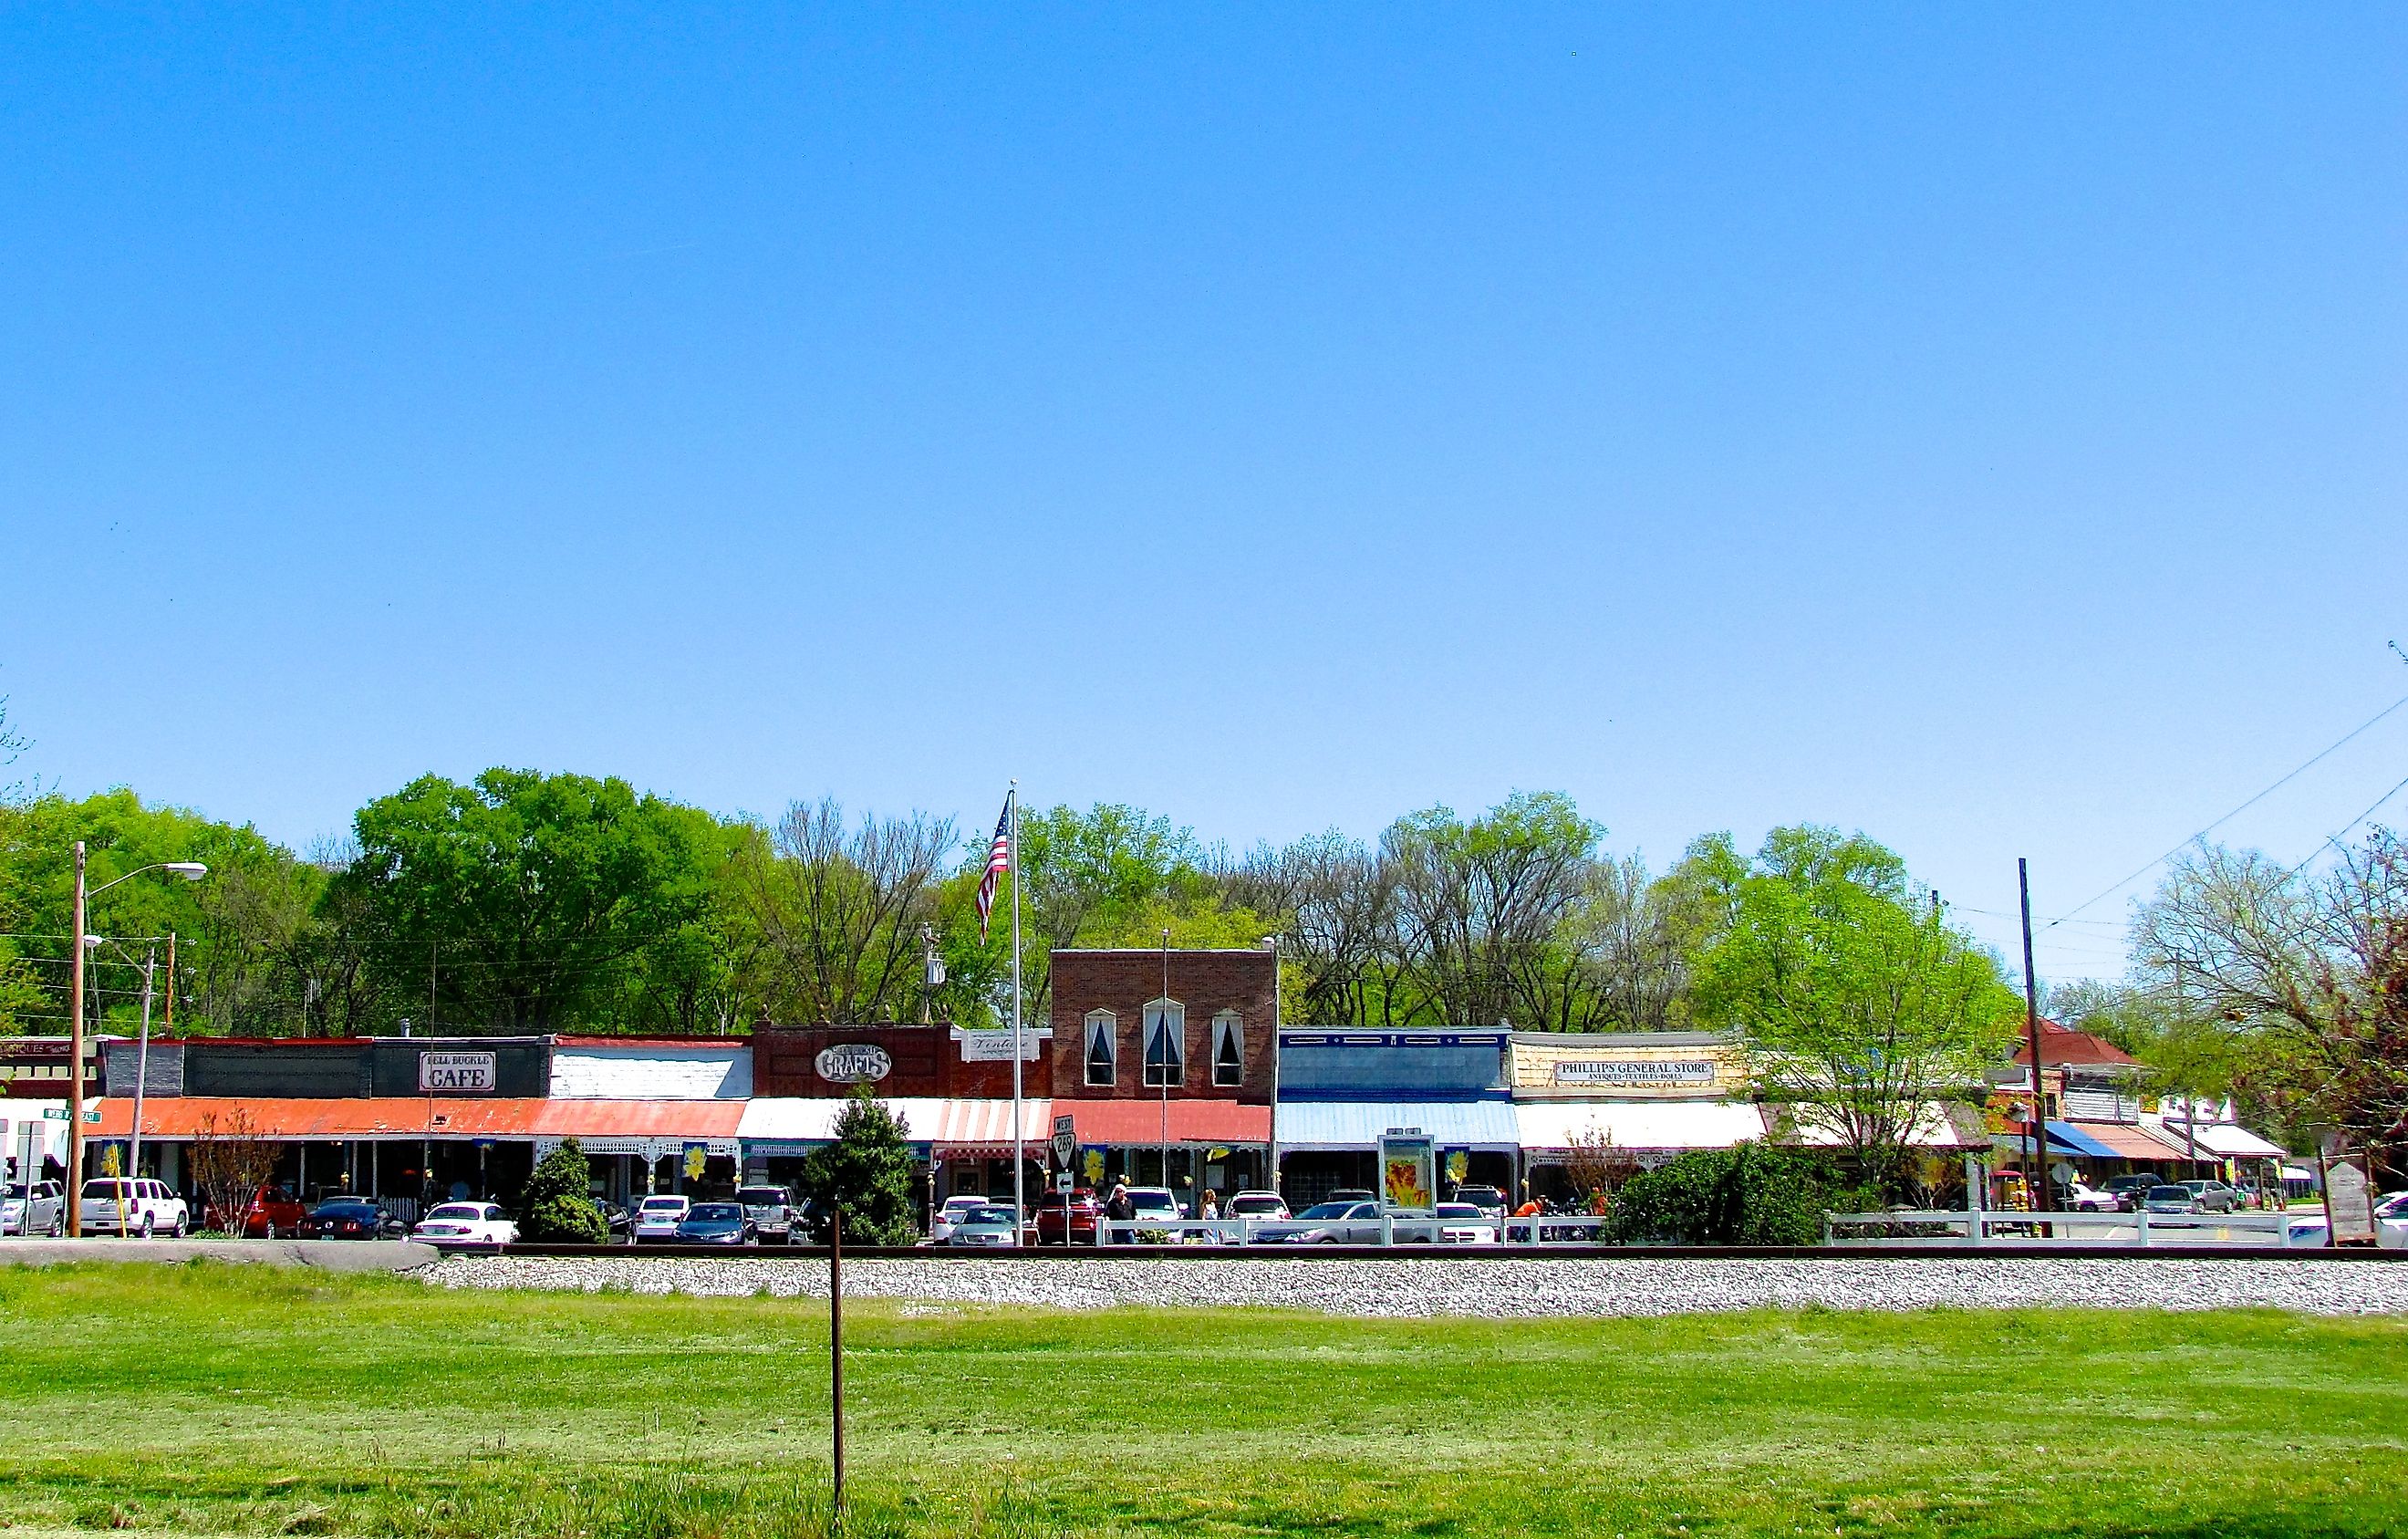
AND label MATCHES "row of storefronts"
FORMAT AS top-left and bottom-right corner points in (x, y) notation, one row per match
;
(4, 949), (2297, 1218)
